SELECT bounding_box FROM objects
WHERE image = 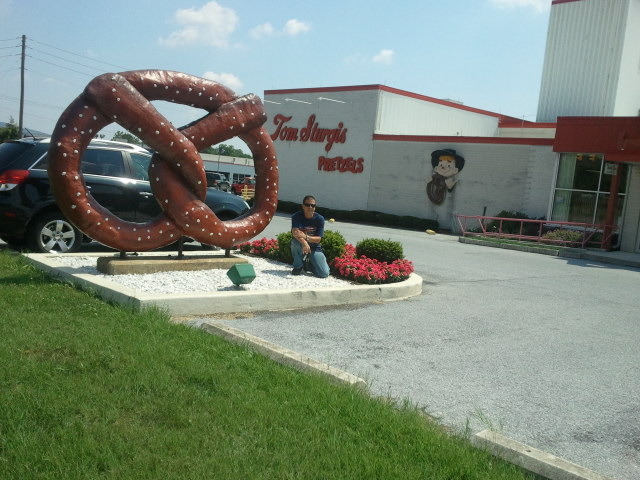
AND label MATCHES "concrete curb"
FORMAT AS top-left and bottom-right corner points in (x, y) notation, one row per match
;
(23, 252), (423, 315)
(471, 430), (615, 480)
(200, 321), (367, 388)
(458, 237), (562, 256)
(459, 237), (640, 268)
